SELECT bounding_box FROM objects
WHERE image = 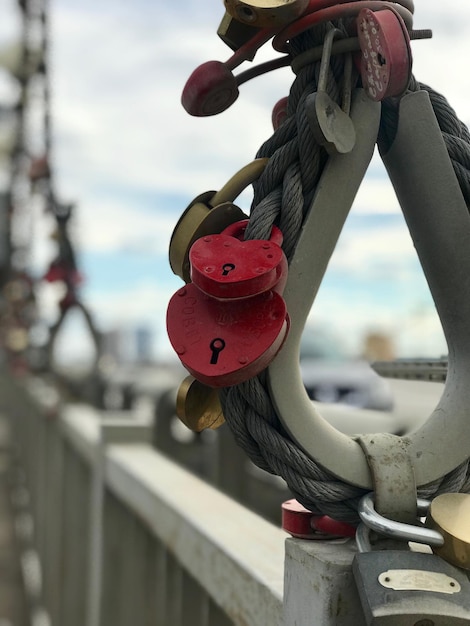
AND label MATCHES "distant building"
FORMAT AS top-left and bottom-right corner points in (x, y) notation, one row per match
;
(101, 328), (124, 364)
(361, 332), (395, 362)
(135, 325), (153, 363)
